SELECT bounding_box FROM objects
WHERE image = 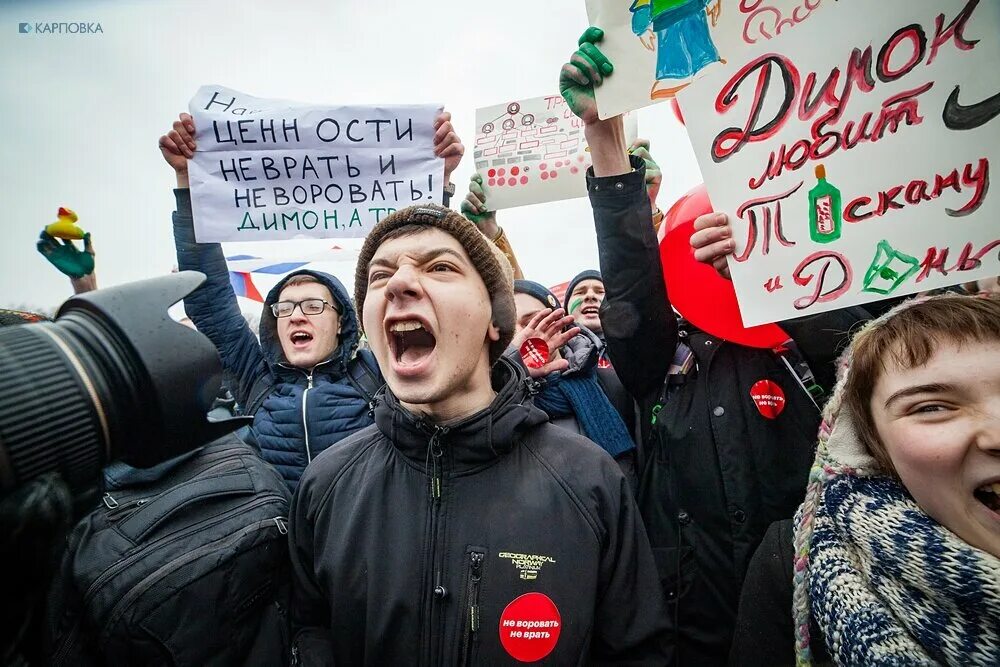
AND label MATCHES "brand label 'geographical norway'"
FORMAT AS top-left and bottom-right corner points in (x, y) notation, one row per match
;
(499, 551), (556, 581)
(750, 379), (786, 419)
(499, 592), (561, 662)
